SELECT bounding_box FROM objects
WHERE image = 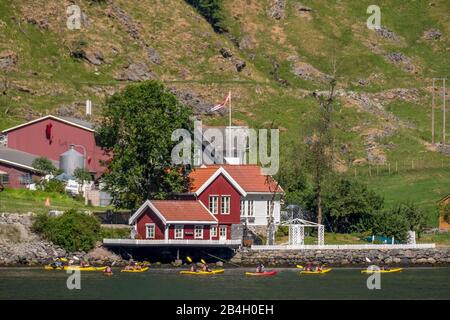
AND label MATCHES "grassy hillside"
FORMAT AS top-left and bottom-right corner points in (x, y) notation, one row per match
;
(0, 0), (449, 224)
